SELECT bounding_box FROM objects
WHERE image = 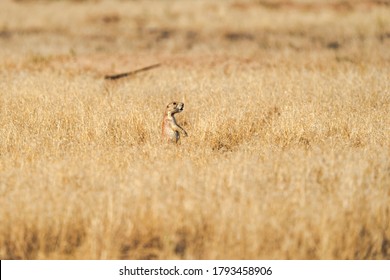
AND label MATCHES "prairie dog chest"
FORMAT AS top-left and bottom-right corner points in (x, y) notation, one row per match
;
(163, 117), (179, 140)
